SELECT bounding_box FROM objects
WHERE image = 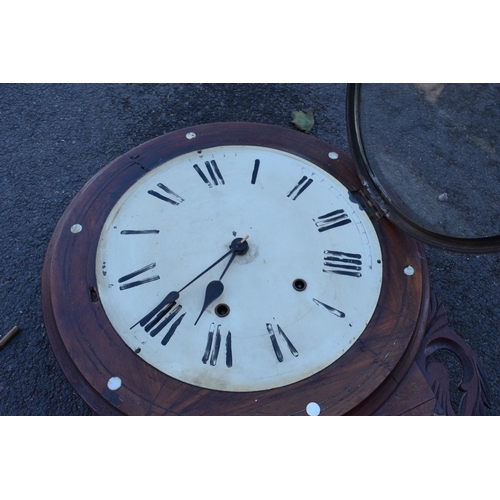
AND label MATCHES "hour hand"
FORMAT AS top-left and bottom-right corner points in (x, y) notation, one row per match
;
(194, 280), (224, 325)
